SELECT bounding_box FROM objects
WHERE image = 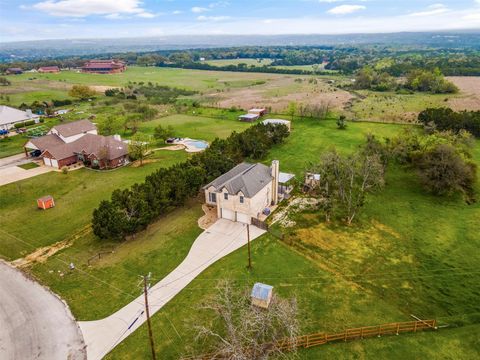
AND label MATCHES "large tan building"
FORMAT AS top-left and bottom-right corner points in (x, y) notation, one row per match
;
(204, 160), (280, 224)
